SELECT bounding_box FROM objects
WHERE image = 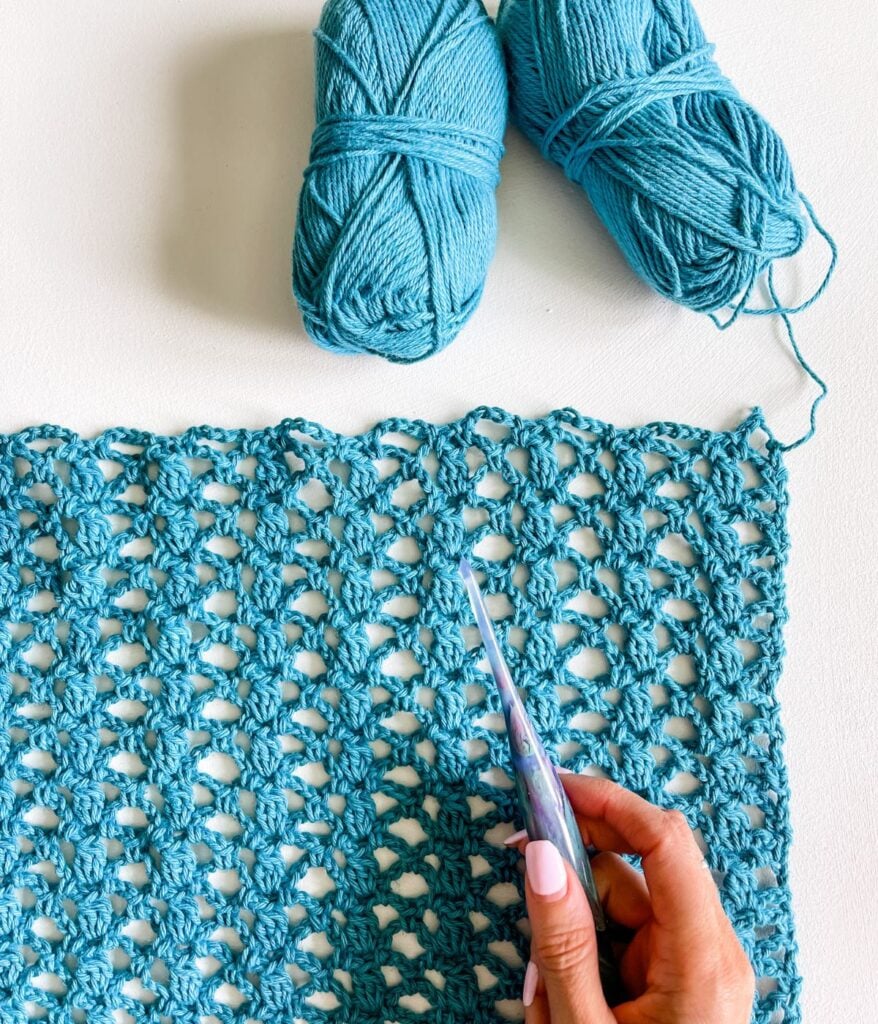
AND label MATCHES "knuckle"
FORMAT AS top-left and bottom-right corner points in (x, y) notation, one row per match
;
(586, 847), (614, 864)
(590, 851), (615, 873)
(677, 954), (755, 1018)
(536, 926), (596, 976)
